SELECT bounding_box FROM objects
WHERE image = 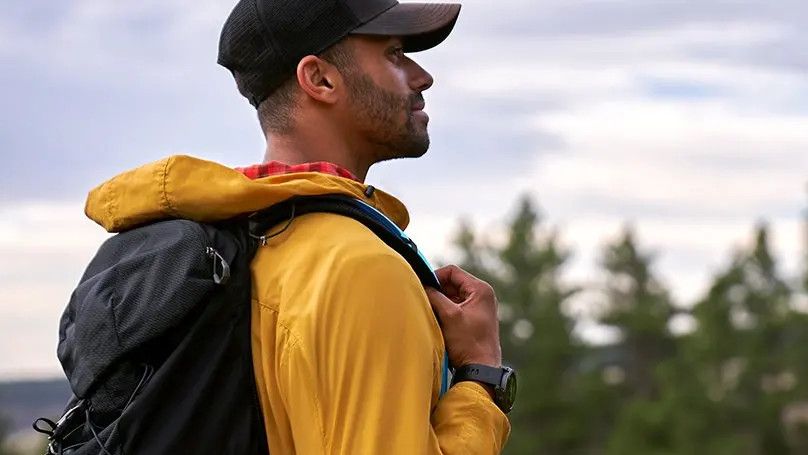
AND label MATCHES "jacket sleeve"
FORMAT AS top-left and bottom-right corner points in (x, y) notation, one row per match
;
(277, 250), (511, 454)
